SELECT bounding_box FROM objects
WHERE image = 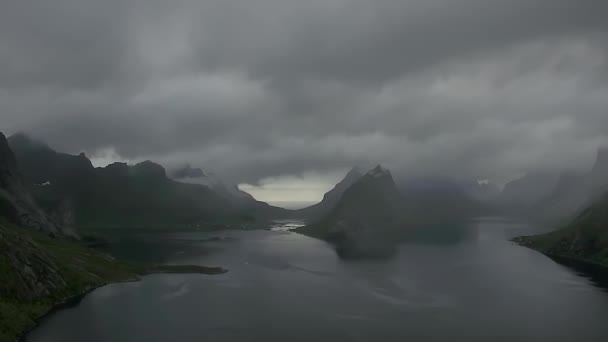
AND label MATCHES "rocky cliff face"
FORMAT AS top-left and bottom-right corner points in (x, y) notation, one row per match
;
(294, 167), (363, 220)
(0, 132), (58, 233)
(297, 166), (405, 258)
(0, 223), (66, 301)
(7, 134), (243, 228)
